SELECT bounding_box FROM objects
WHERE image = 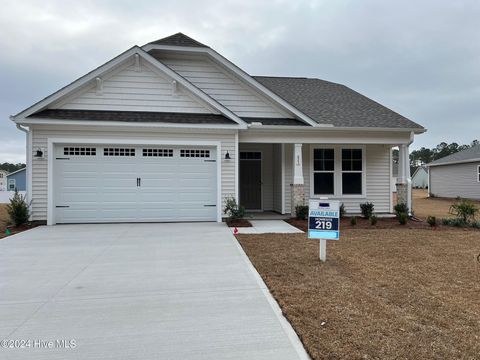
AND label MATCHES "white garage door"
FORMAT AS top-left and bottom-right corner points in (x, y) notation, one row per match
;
(54, 144), (217, 223)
